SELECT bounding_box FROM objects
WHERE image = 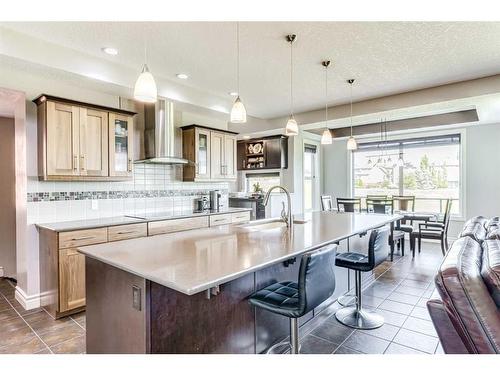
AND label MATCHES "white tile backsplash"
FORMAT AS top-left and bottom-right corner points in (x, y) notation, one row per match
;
(28, 164), (230, 224)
